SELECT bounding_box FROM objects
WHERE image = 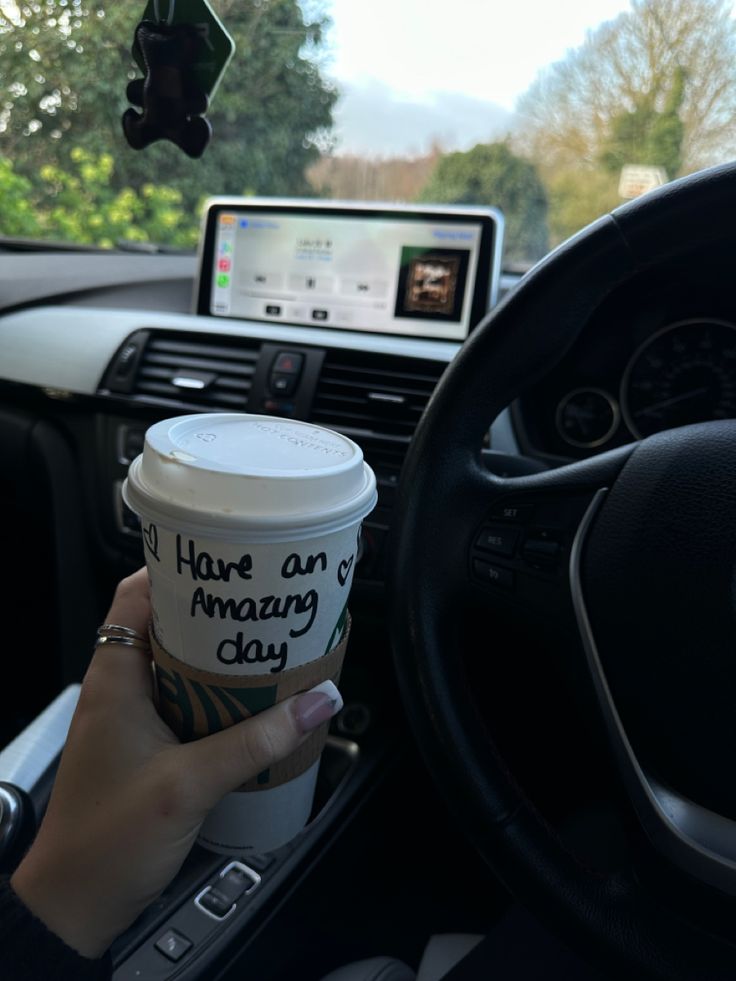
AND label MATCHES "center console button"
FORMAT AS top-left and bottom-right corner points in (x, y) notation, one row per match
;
(195, 862), (260, 921)
(270, 373), (298, 396)
(273, 352), (304, 374)
(155, 929), (192, 963)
